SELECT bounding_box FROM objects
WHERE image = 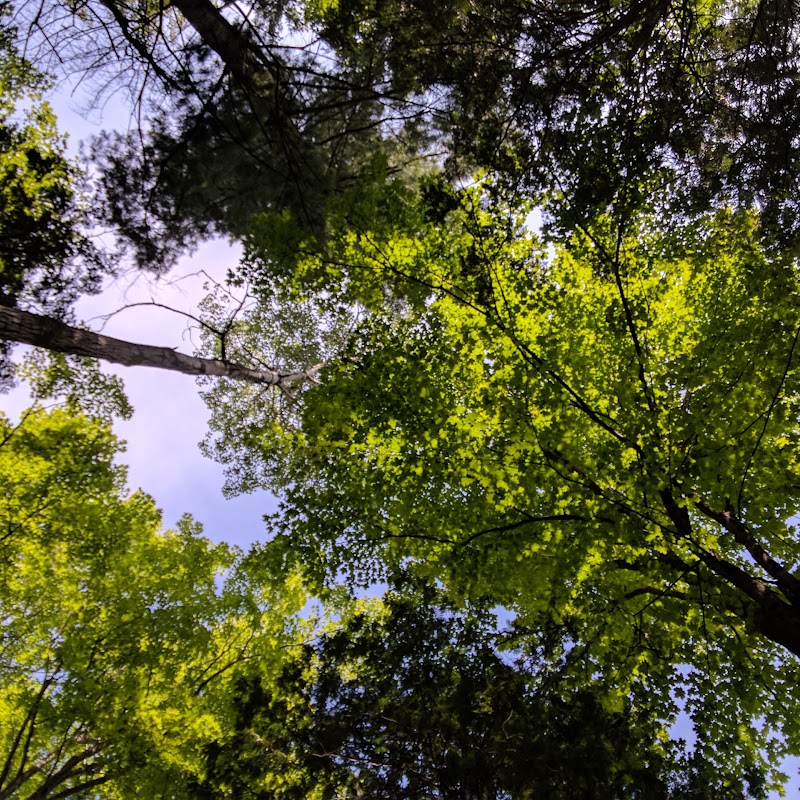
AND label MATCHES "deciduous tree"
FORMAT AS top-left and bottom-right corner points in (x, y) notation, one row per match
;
(0, 399), (305, 799)
(200, 576), (767, 800)
(16, 0), (800, 269)
(201, 181), (800, 783)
